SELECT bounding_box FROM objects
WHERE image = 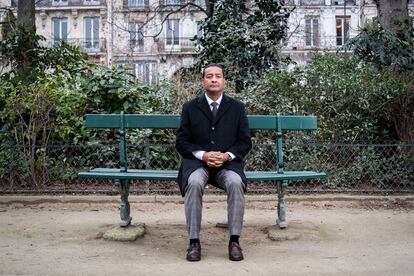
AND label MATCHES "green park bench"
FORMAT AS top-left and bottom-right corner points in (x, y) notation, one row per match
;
(78, 113), (326, 228)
